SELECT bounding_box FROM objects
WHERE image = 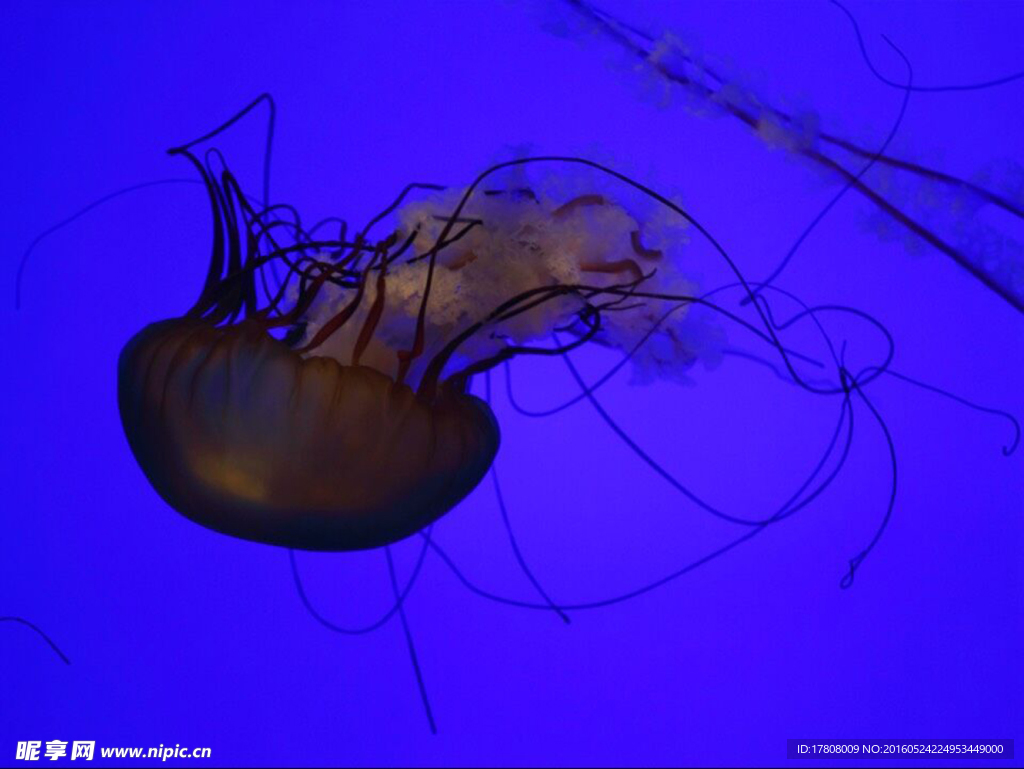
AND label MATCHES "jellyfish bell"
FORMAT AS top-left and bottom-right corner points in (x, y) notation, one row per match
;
(116, 130), (714, 553)
(118, 316), (500, 552)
